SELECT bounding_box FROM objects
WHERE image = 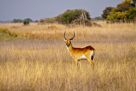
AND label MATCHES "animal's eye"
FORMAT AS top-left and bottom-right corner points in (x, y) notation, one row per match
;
(69, 41), (71, 43)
